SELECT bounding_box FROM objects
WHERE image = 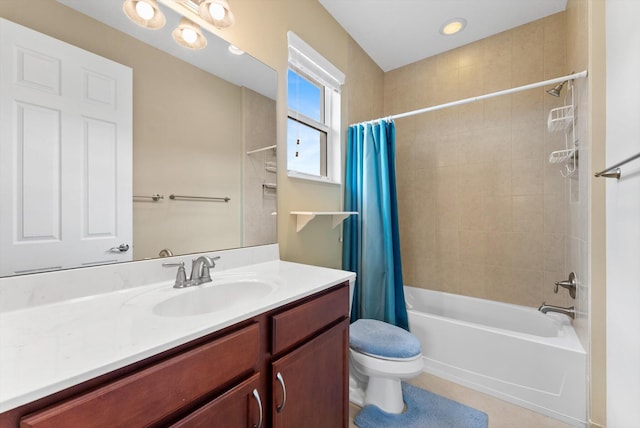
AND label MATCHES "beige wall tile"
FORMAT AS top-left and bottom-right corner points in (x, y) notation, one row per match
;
(459, 64), (484, 98)
(459, 262), (486, 297)
(458, 102), (484, 133)
(512, 122), (545, 161)
(512, 159), (544, 195)
(459, 230), (487, 264)
(486, 232), (512, 266)
(392, 12), (567, 308)
(485, 161), (512, 196)
(485, 195), (512, 231)
(543, 191), (566, 234)
(544, 233), (566, 272)
(483, 96), (512, 129)
(458, 40), (484, 68)
(509, 232), (544, 271)
(459, 191), (486, 231)
(513, 195), (544, 233)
